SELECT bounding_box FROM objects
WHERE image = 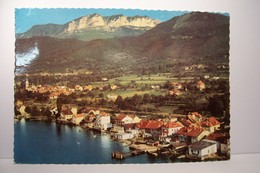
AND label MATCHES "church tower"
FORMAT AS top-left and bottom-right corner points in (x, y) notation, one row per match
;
(25, 78), (29, 90)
